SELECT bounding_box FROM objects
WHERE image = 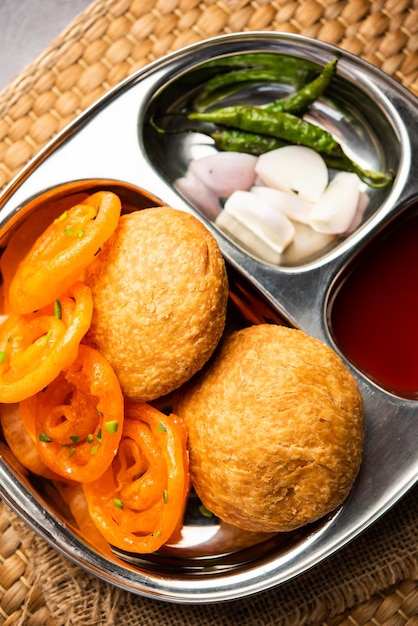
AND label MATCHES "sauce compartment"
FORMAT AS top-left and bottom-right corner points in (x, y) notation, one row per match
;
(327, 199), (418, 400)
